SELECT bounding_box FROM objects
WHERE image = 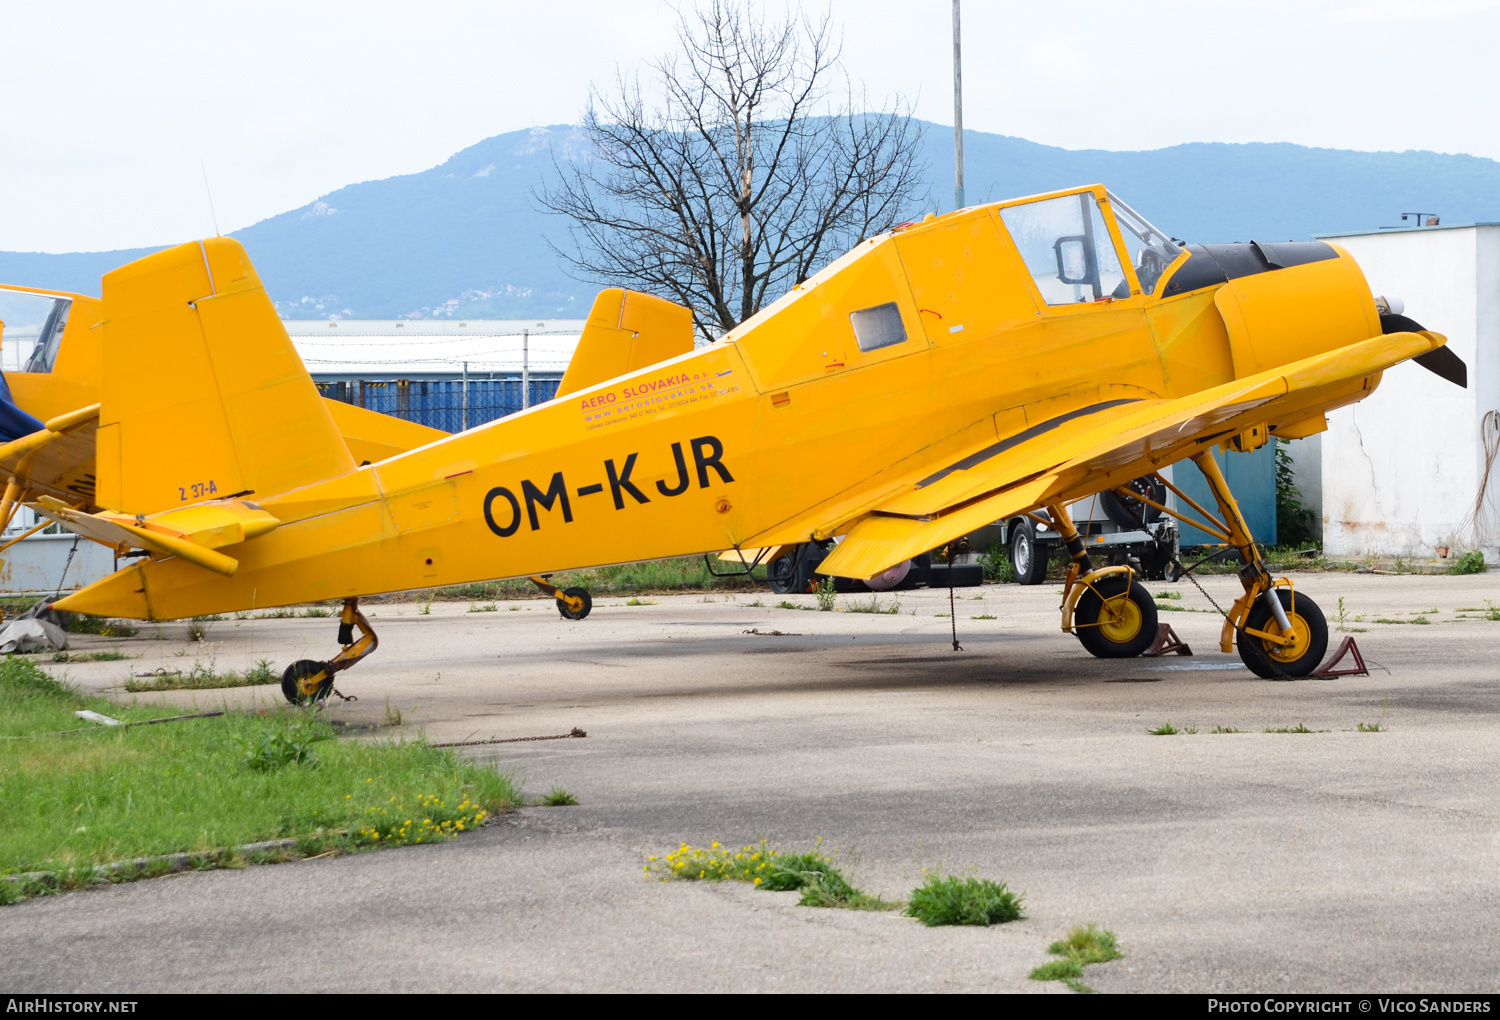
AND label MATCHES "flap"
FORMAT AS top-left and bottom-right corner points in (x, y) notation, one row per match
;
(819, 474), (1056, 579)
